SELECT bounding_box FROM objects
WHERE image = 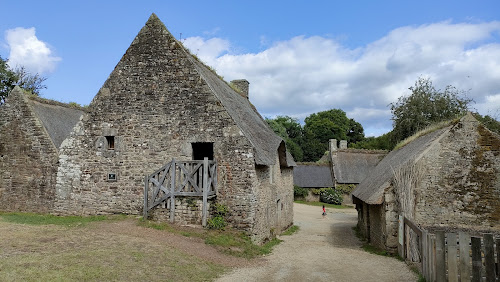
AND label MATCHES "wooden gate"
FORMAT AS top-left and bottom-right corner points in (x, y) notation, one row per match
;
(143, 158), (217, 226)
